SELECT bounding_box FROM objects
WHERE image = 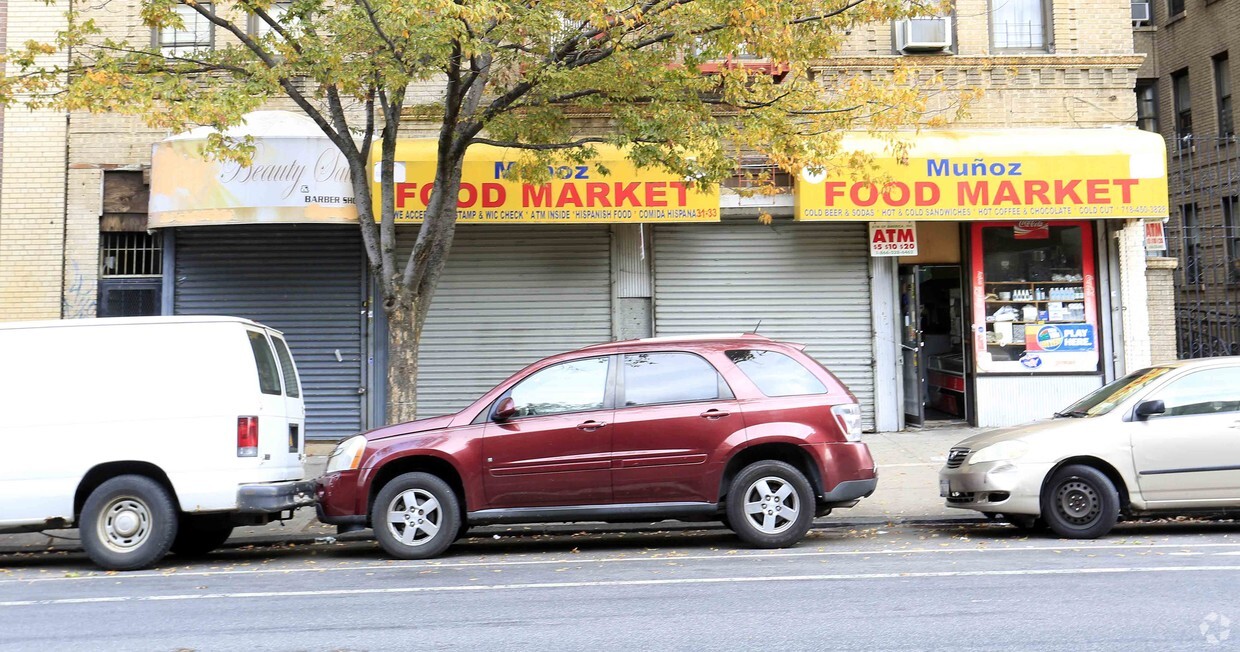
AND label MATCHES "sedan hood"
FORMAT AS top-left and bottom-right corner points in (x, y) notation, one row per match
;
(362, 414), (458, 442)
(953, 417), (1097, 449)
